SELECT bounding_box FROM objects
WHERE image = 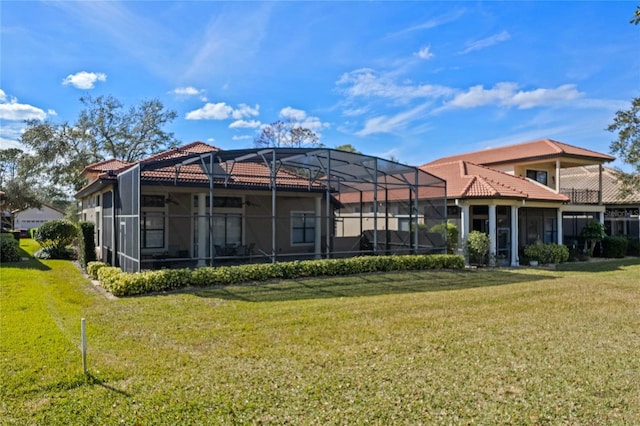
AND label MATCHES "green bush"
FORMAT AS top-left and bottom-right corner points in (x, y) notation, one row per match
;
(77, 221), (96, 270)
(524, 242), (569, 265)
(34, 219), (77, 259)
(466, 231), (490, 266)
(97, 254), (465, 297)
(602, 236), (628, 258)
(429, 222), (459, 254)
(29, 228), (38, 239)
(0, 233), (21, 262)
(87, 261), (109, 279)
